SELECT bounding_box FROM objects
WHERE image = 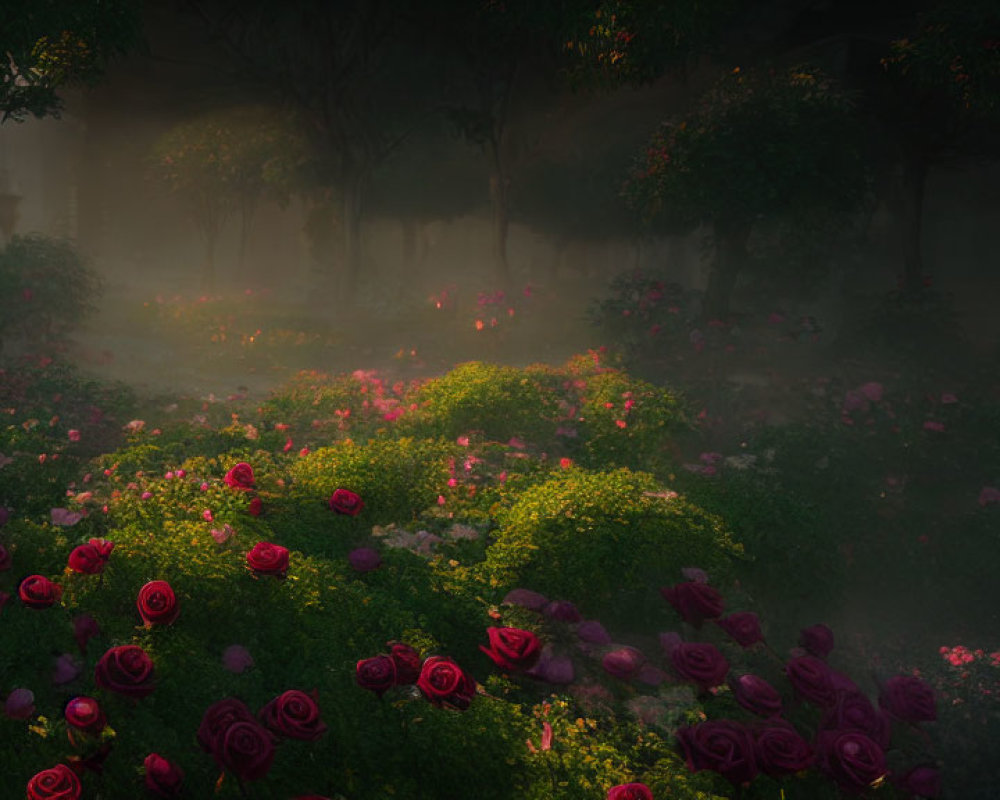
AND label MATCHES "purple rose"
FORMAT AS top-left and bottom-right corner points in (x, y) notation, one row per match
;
(730, 674), (782, 717)
(817, 730), (887, 793)
(715, 612), (764, 647)
(878, 675), (936, 723)
(544, 600), (582, 623)
(785, 655), (837, 707)
(894, 765), (942, 798)
(602, 646), (645, 681)
(676, 720), (758, 785)
(660, 581), (724, 626)
(799, 623), (835, 659)
(752, 720), (814, 777)
(821, 690), (891, 749)
(347, 547), (381, 573)
(525, 645), (574, 684)
(577, 620), (612, 645)
(670, 642), (729, 690)
(502, 588), (548, 611)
